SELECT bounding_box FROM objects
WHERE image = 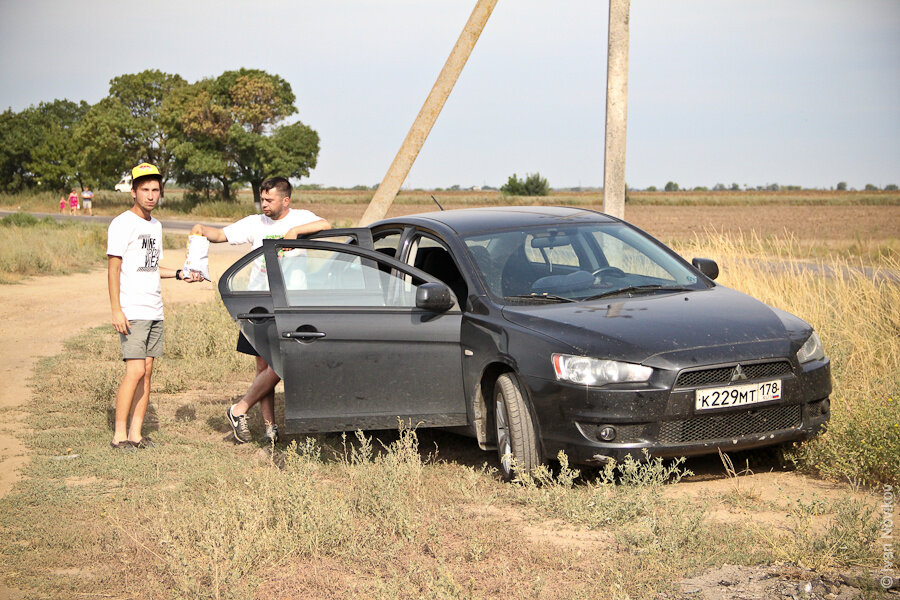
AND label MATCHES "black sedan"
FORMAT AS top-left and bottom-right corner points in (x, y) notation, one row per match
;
(219, 206), (831, 479)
